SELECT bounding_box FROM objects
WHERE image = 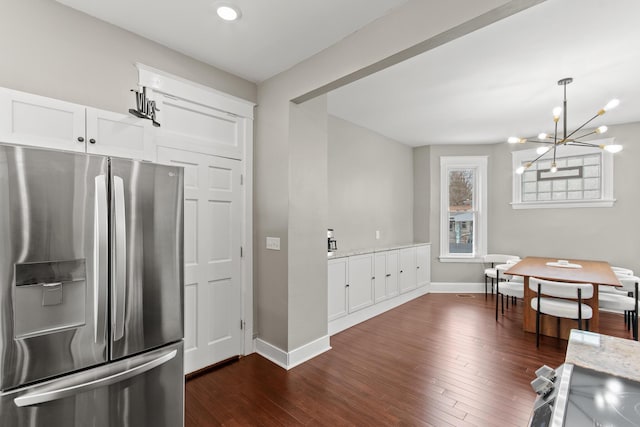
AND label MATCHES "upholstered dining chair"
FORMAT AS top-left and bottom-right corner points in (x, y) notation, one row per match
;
(599, 274), (640, 341)
(483, 254), (520, 298)
(529, 277), (593, 348)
